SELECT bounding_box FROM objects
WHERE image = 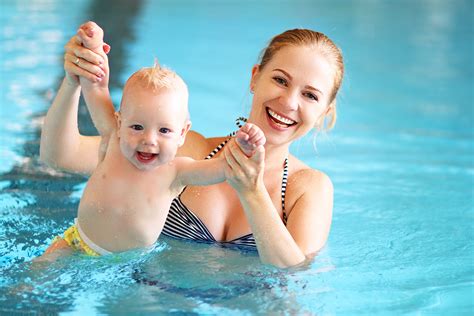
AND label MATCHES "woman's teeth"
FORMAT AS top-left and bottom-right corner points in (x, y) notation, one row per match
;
(267, 108), (296, 126)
